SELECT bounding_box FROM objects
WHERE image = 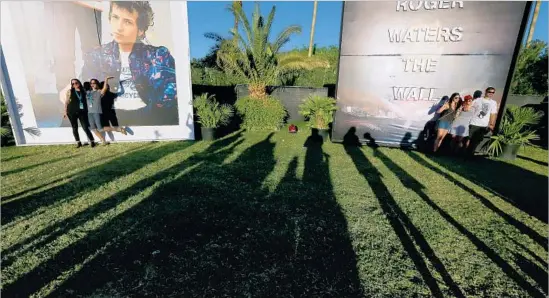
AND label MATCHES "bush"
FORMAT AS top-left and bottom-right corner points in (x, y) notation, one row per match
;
(192, 93), (234, 128)
(299, 95), (338, 130)
(487, 105), (543, 156)
(1, 92), (13, 146)
(235, 96), (287, 131)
